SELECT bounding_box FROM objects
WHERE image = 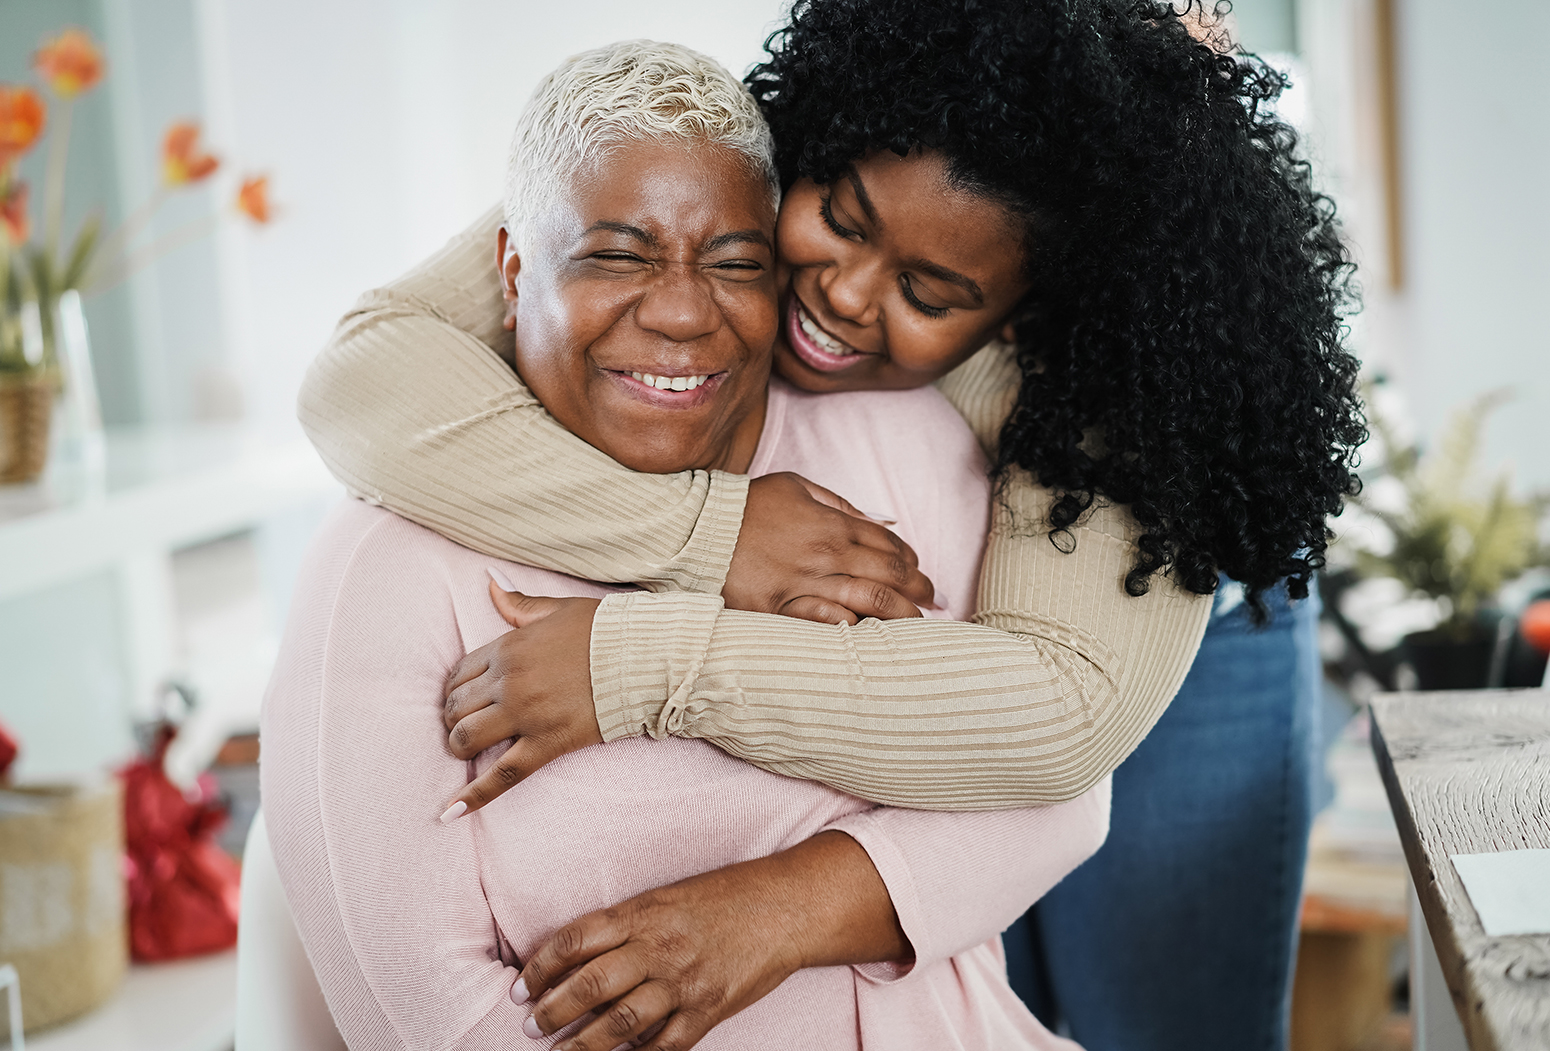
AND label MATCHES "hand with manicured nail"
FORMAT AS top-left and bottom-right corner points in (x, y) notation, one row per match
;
(439, 572), (603, 818)
(723, 472), (937, 626)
